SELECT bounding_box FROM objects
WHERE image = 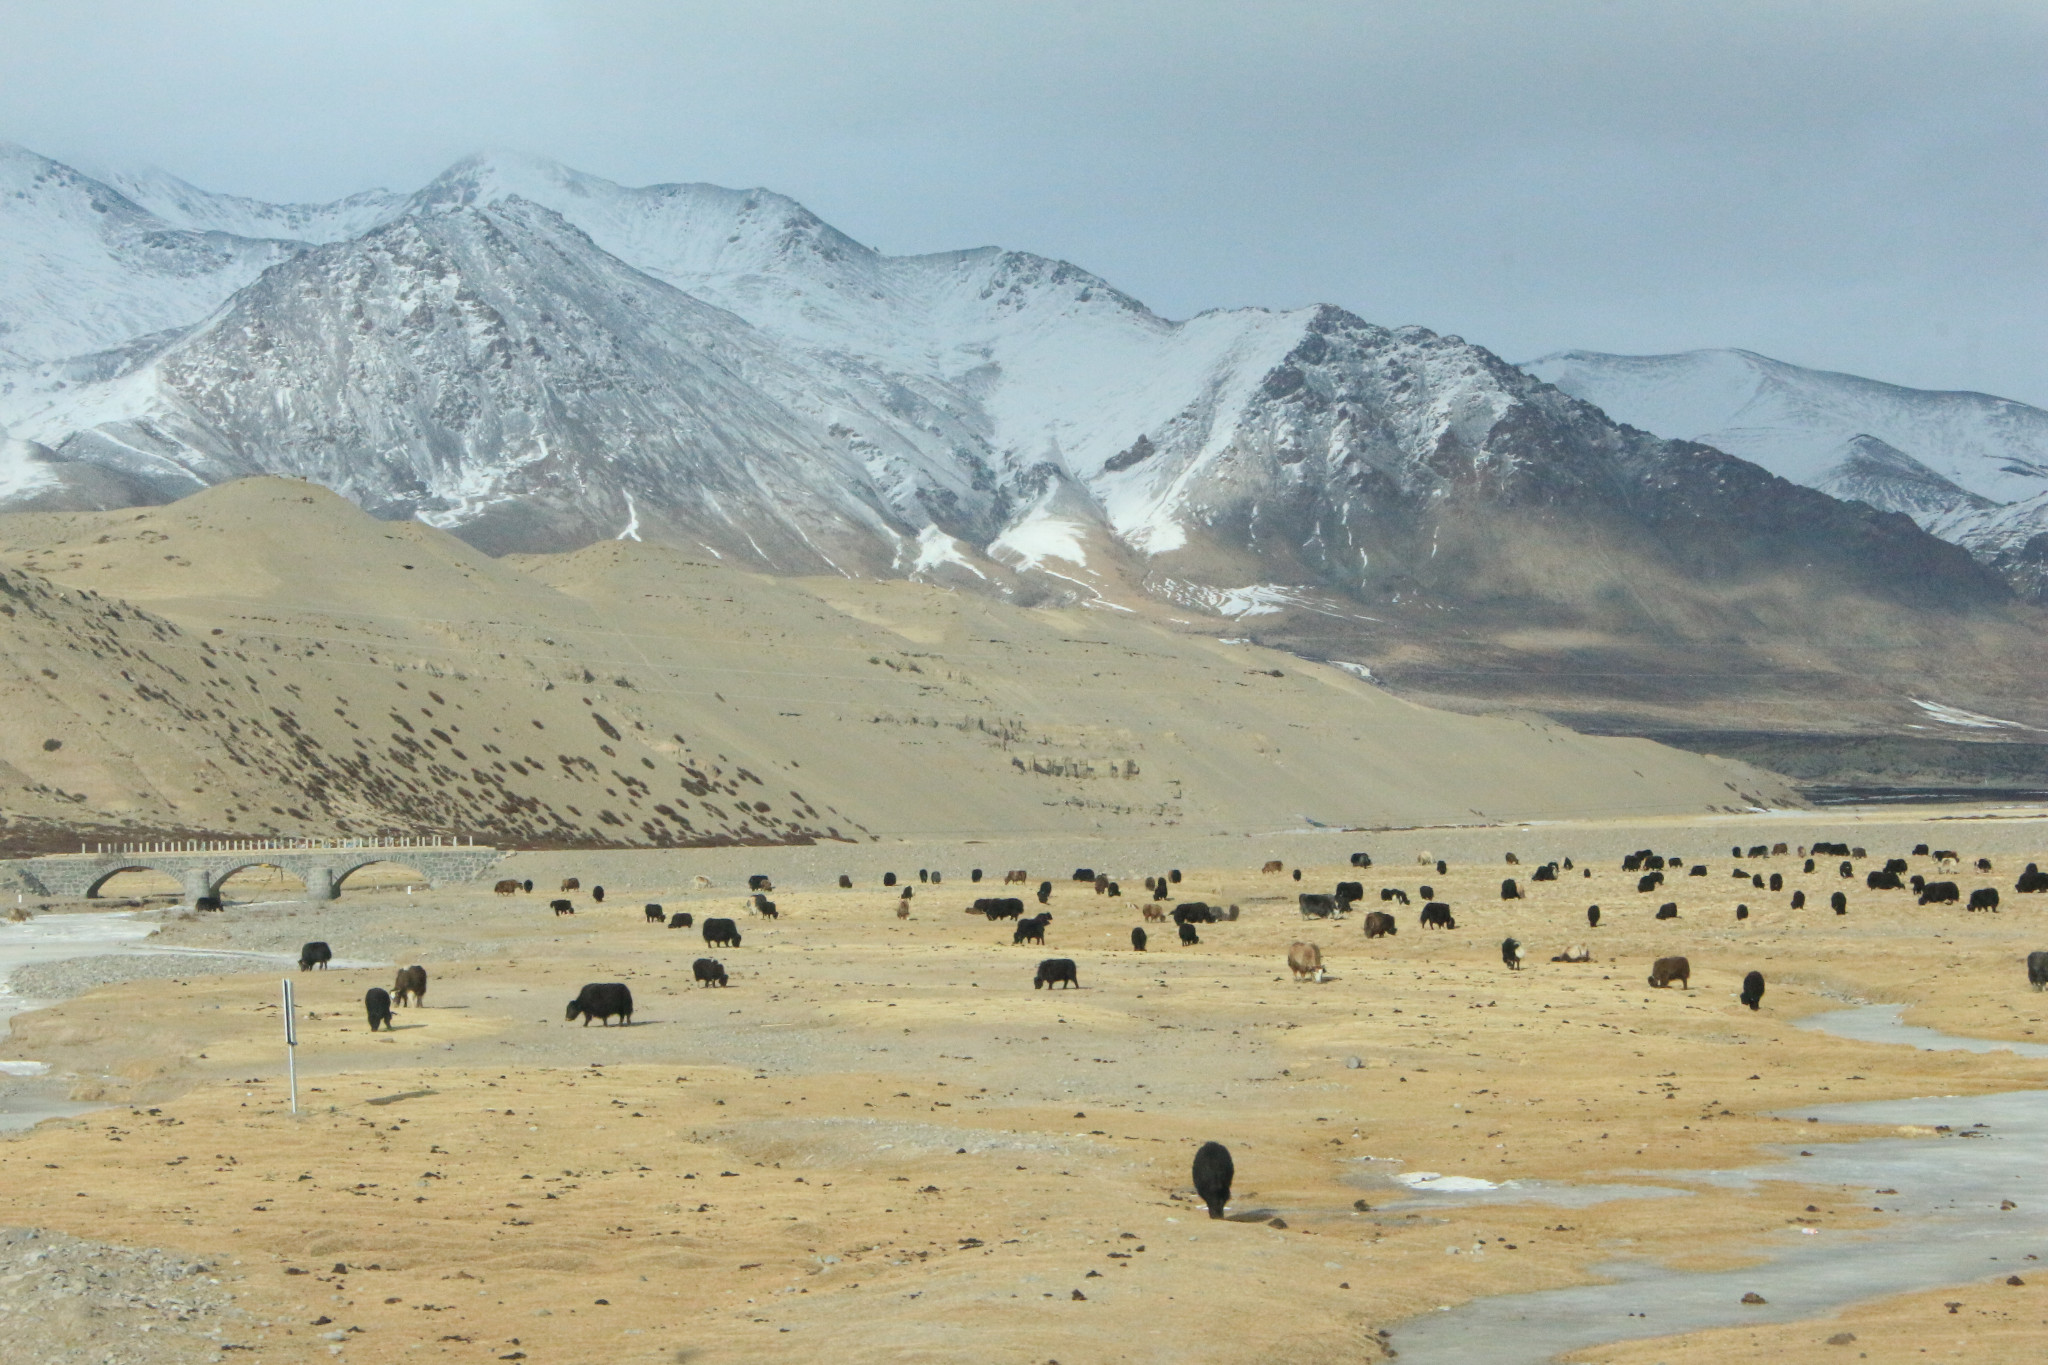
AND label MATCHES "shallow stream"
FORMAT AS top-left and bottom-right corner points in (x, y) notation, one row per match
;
(1385, 1006), (2048, 1363)
(0, 910), (316, 1130)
